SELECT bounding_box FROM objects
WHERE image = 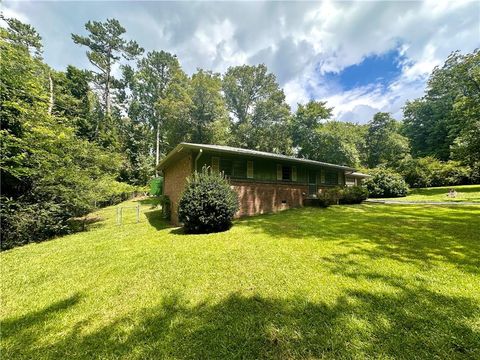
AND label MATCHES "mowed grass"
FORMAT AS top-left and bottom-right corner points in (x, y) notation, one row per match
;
(383, 184), (480, 203)
(1, 199), (480, 359)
